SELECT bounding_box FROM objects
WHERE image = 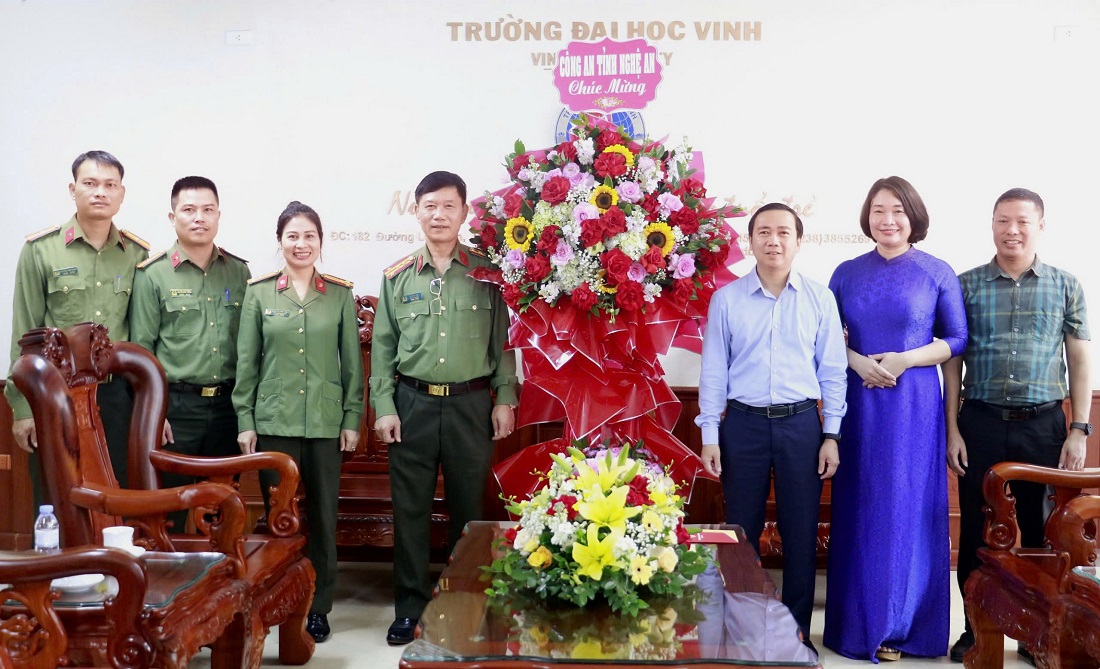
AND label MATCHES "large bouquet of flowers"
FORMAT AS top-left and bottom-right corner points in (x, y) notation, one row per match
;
(472, 114), (740, 318)
(483, 439), (712, 617)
